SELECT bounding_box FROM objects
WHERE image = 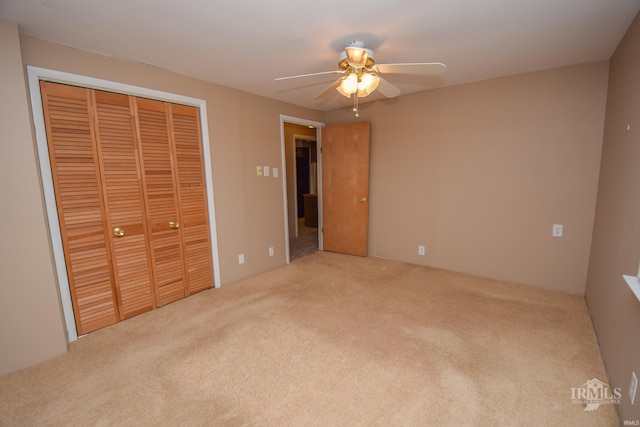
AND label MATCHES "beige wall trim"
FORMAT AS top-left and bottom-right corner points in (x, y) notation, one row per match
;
(27, 66), (221, 341)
